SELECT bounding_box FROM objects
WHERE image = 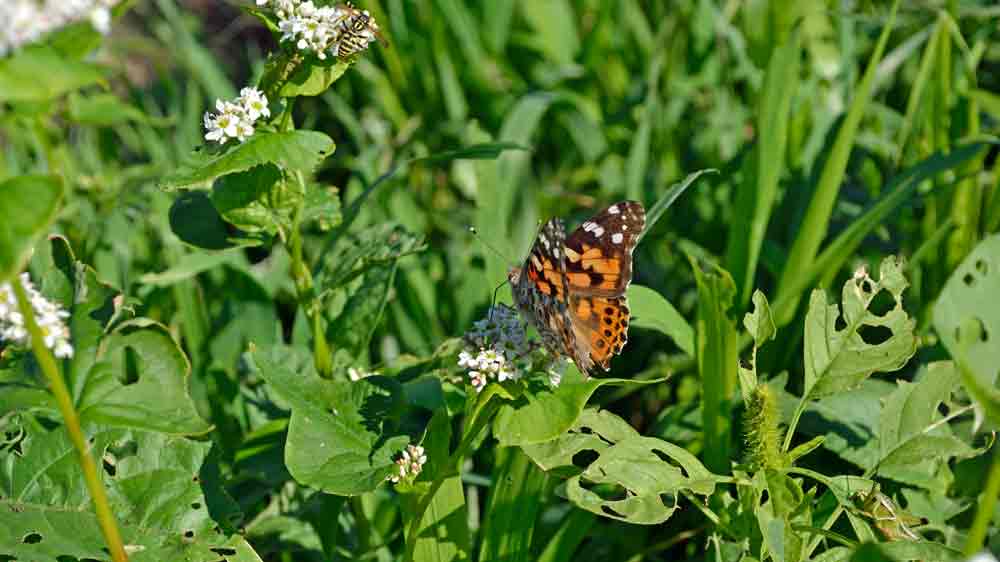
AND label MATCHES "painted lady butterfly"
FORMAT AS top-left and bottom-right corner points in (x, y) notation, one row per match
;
(508, 201), (645, 375)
